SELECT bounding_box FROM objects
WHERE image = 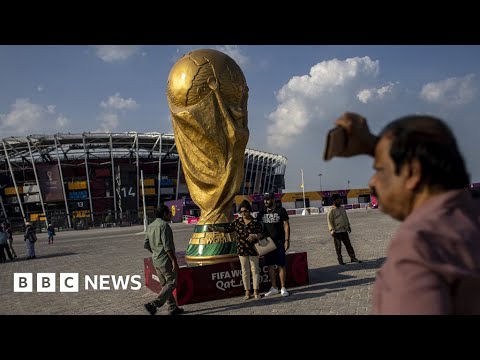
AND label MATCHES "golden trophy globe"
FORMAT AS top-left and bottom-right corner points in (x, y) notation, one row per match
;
(166, 49), (249, 264)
